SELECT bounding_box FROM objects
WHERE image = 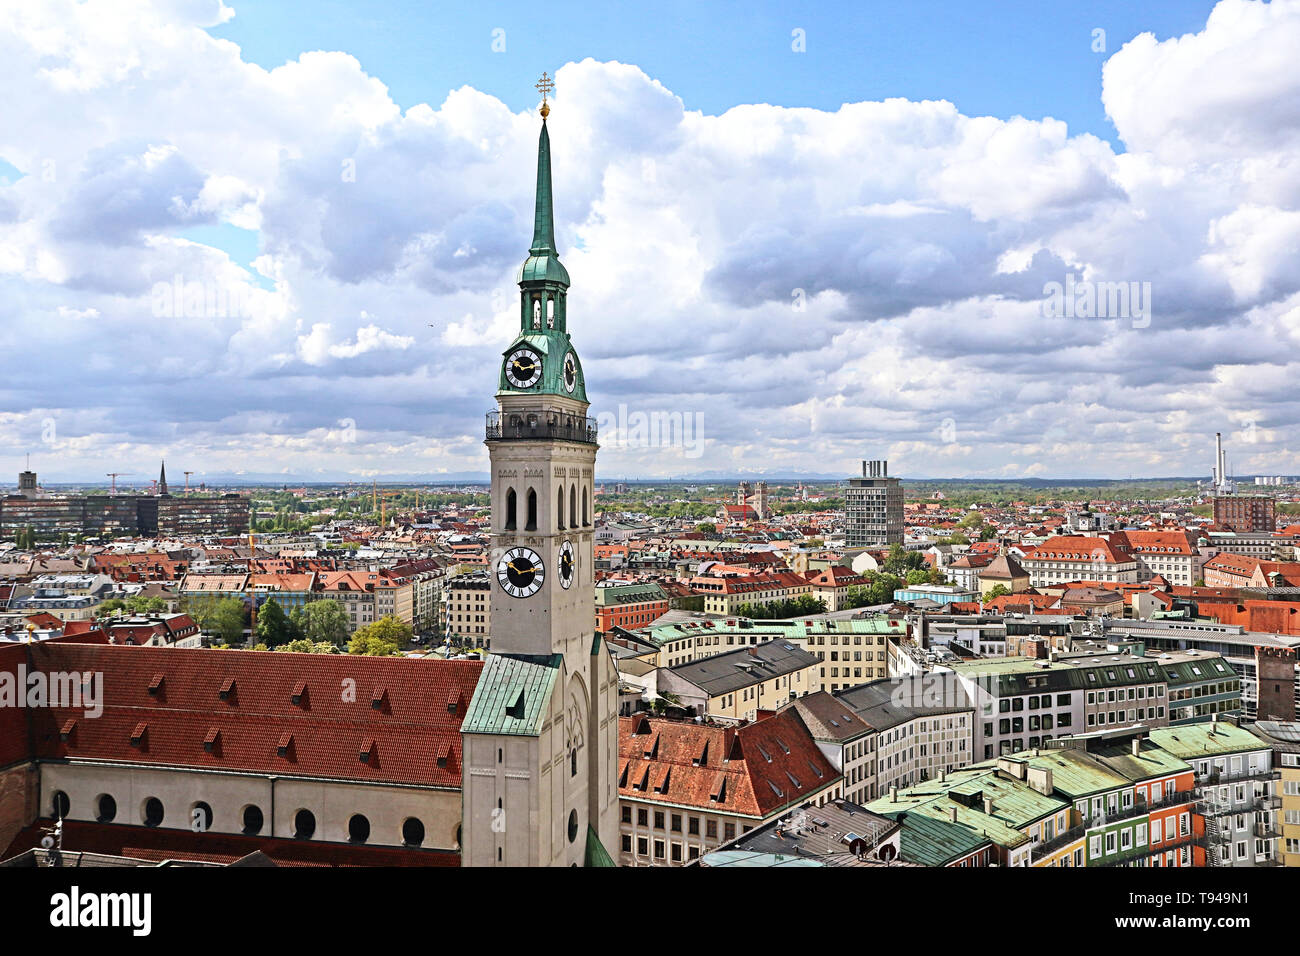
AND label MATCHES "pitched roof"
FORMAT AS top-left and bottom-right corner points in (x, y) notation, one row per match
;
(617, 711), (839, 818)
(16, 643), (482, 789)
(460, 653), (560, 737)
